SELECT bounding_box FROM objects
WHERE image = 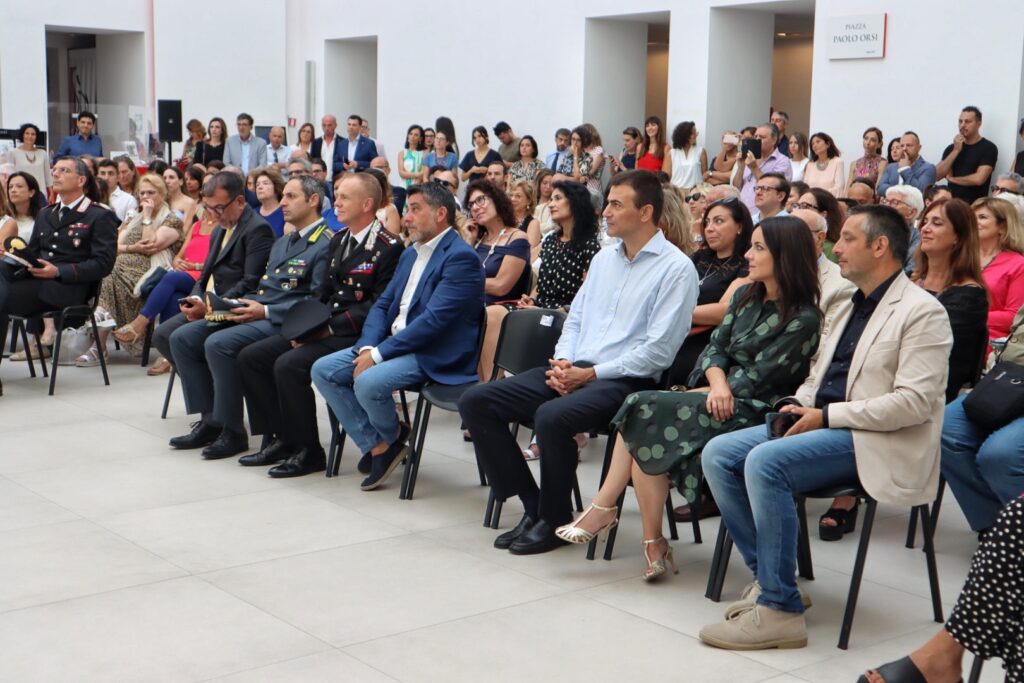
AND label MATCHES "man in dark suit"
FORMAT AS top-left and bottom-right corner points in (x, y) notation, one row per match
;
(312, 181), (484, 490)
(334, 114), (378, 178)
(152, 172), (275, 367)
(236, 172), (404, 477)
(0, 157), (118, 393)
(168, 175), (335, 458)
(310, 114), (340, 180)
